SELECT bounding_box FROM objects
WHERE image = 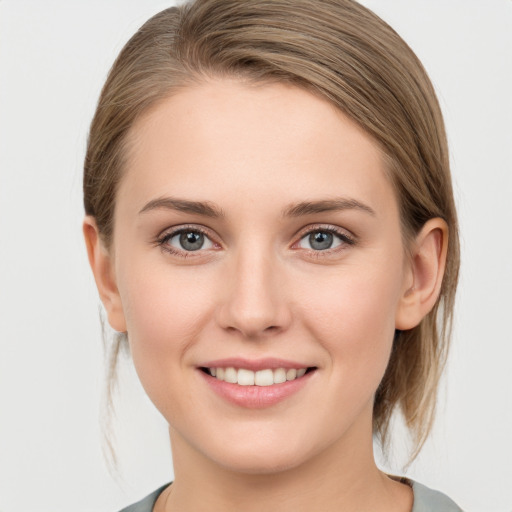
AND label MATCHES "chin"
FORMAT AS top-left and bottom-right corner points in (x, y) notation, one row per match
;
(214, 449), (308, 476)
(198, 428), (321, 476)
